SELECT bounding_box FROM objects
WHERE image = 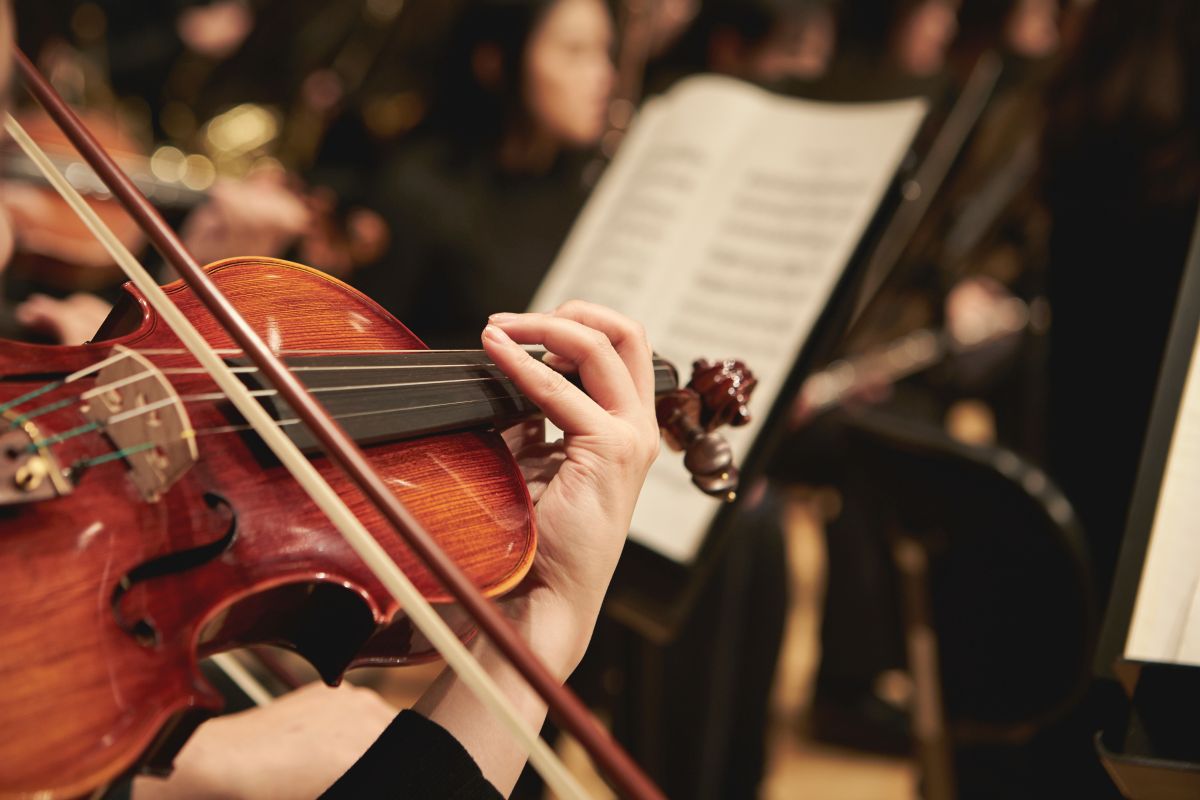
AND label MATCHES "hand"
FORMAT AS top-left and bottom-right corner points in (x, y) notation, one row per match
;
(482, 302), (660, 674)
(413, 302), (659, 795)
(945, 276), (1025, 349)
(295, 189), (390, 278)
(181, 174), (310, 266)
(15, 292), (112, 344)
(177, 0), (254, 59)
(132, 683), (396, 800)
